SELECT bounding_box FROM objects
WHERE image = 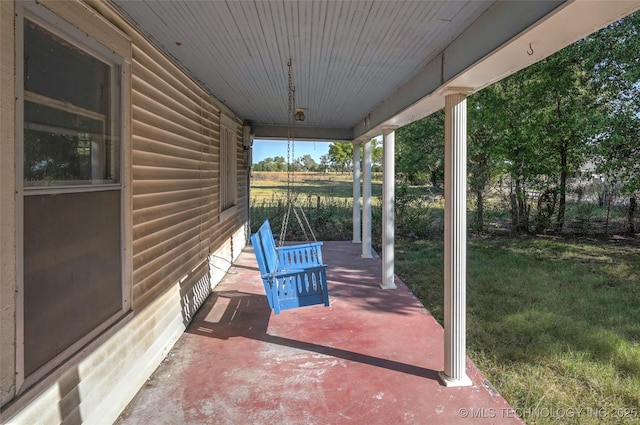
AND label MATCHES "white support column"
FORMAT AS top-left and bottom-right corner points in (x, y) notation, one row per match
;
(439, 89), (473, 387)
(352, 141), (362, 244)
(362, 138), (373, 258)
(381, 128), (397, 289)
